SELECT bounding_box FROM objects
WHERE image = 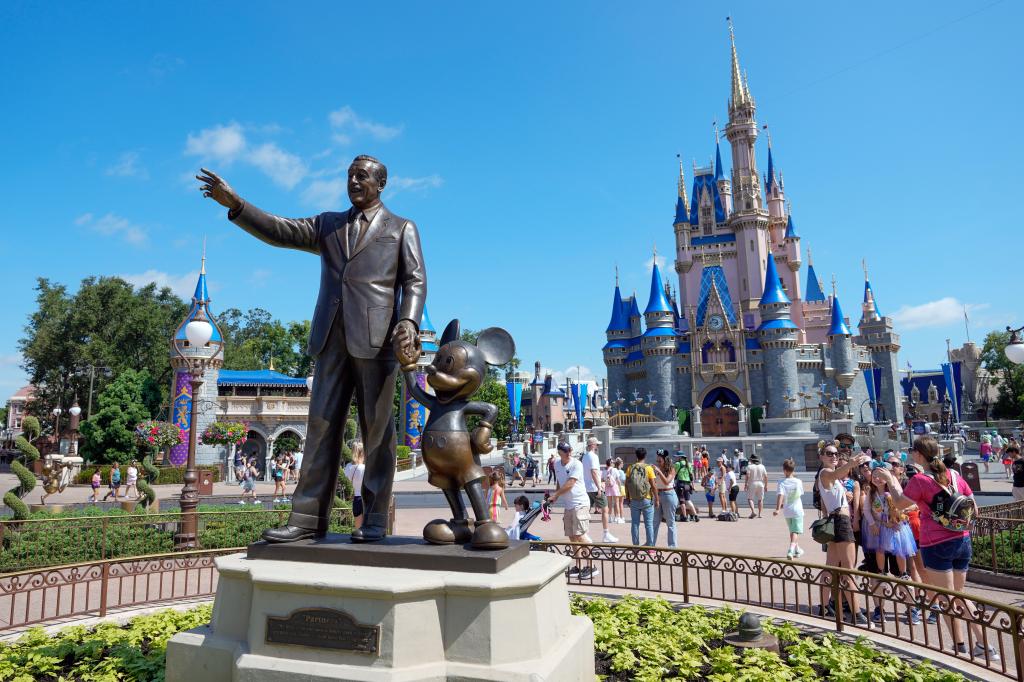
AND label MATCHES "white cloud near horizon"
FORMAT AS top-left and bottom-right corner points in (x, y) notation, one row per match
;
(889, 297), (989, 330)
(544, 365), (601, 387)
(645, 253), (667, 272)
(302, 178), (347, 211)
(76, 212), (147, 246)
(119, 270), (200, 299)
(105, 151), (147, 179)
(328, 106), (402, 142)
(185, 122), (307, 189)
(387, 174), (444, 196)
